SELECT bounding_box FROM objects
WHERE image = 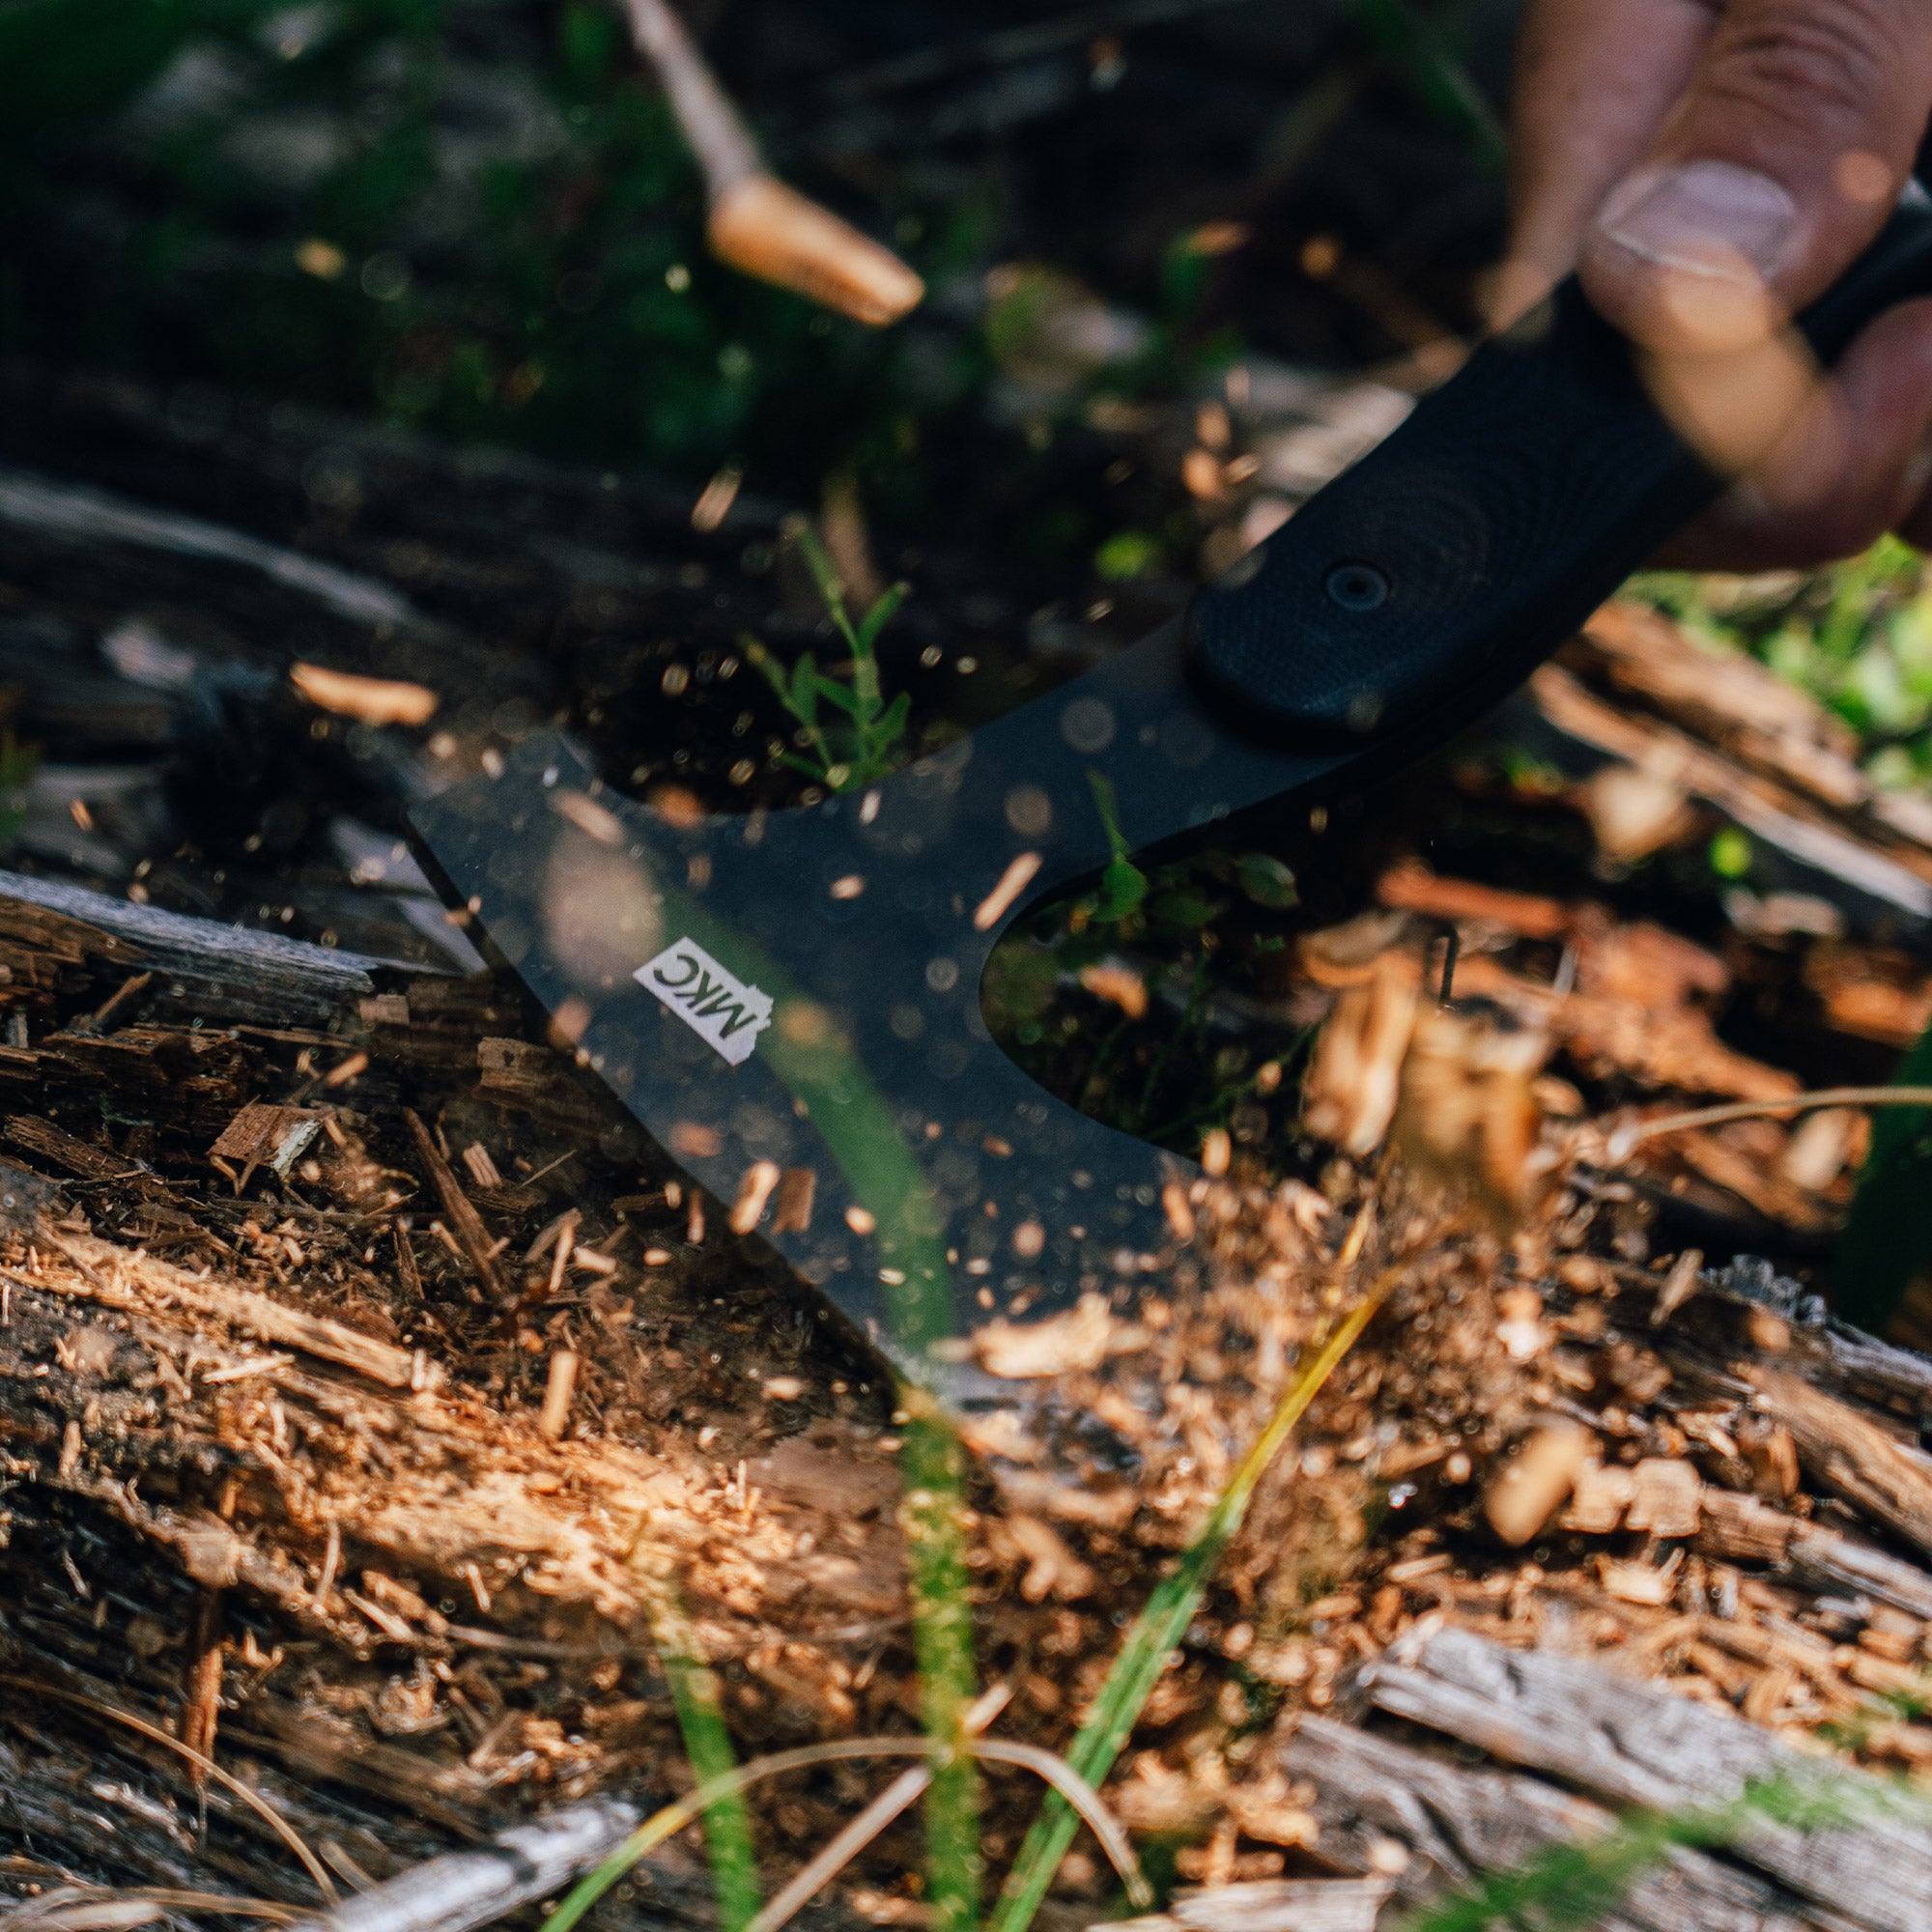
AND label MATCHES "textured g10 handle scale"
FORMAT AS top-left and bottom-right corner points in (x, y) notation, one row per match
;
(1189, 199), (1932, 741)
